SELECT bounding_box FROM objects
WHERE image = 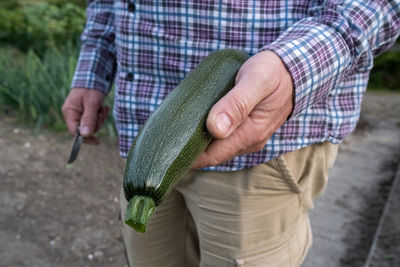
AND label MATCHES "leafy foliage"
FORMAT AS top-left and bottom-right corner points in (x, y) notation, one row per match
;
(0, 1), (86, 54)
(0, 0), (397, 141)
(369, 50), (400, 91)
(0, 45), (116, 137)
(0, 0), (116, 137)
